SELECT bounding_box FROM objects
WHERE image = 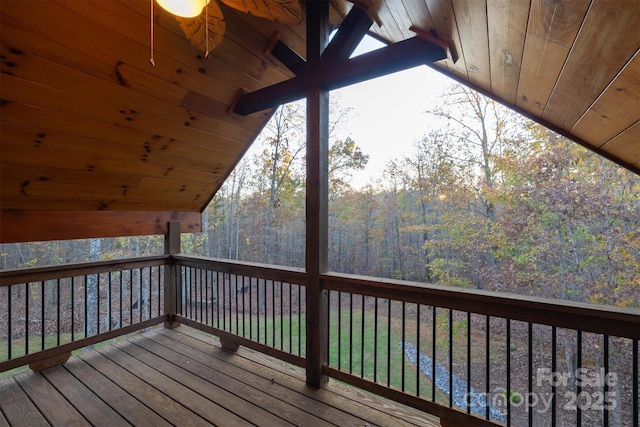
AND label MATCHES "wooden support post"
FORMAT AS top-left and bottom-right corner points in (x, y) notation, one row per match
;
(164, 221), (181, 329)
(305, 0), (330, 389)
